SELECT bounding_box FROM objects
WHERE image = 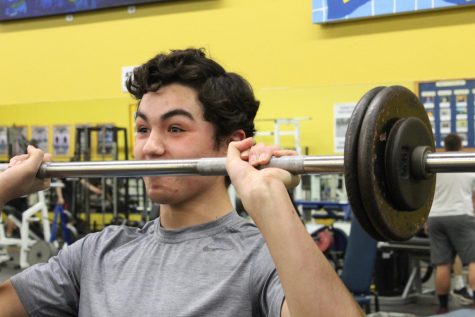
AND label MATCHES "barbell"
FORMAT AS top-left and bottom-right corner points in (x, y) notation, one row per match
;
(2, 86), (474, 241)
